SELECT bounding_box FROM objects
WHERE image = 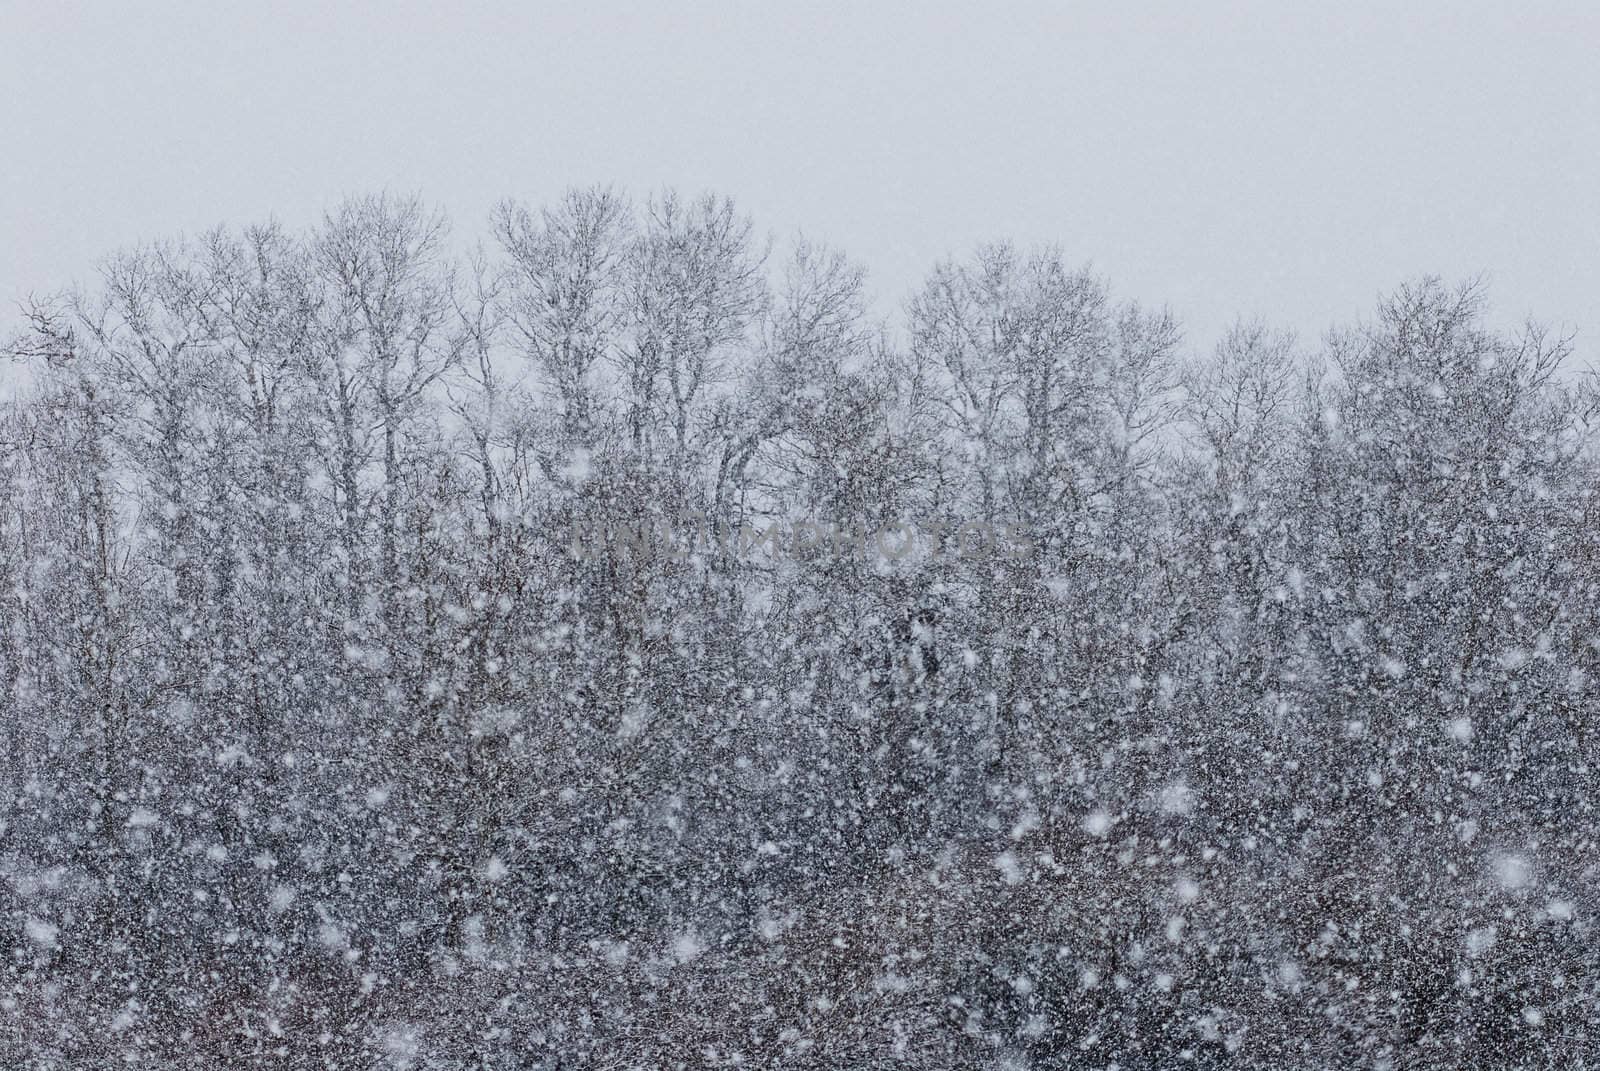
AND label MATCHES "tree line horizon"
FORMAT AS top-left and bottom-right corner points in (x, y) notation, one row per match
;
(2, 188), (1597, 1067)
